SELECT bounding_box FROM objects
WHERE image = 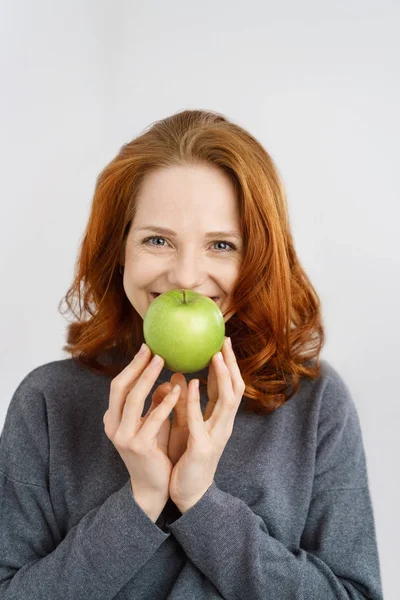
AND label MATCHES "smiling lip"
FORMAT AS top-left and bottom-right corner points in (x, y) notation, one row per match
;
(150, 292), (219, 301)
